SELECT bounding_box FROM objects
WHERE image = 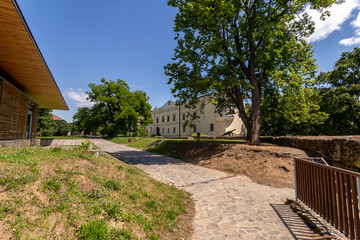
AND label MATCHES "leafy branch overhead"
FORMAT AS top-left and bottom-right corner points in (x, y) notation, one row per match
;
(165, 0), (339, 144)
